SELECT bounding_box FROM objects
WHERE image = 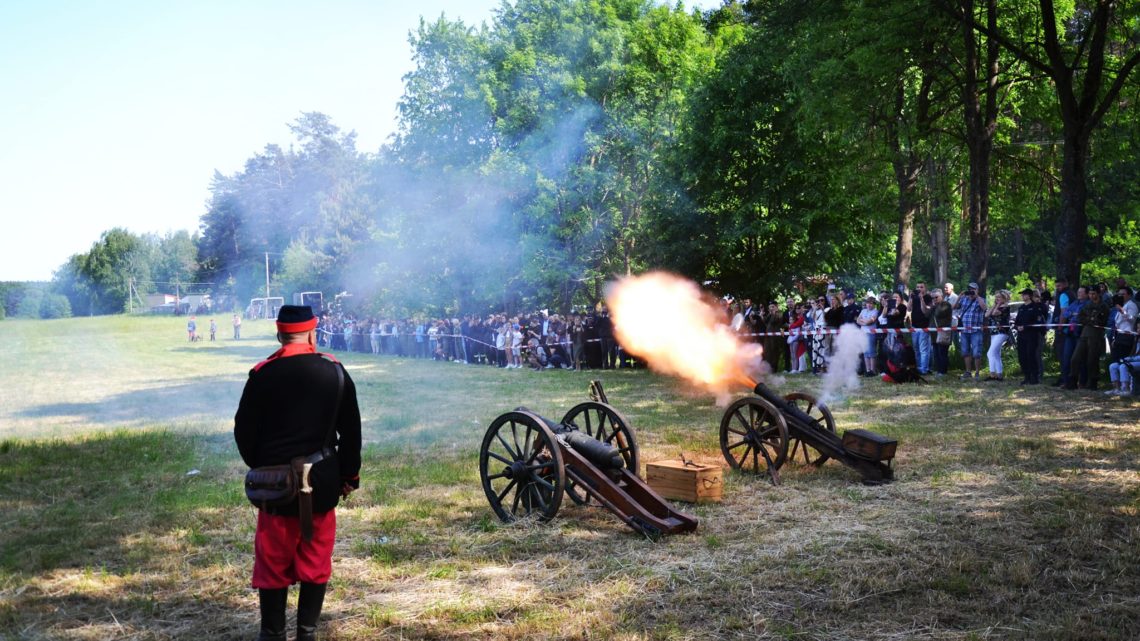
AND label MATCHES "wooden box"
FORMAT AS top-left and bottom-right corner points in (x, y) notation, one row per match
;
(645, 460), (723, 503)
(841, 429), (898, 461)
